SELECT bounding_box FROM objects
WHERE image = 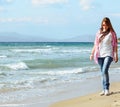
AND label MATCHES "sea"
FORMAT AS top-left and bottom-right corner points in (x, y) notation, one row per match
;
(0, 42), (120, 106)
